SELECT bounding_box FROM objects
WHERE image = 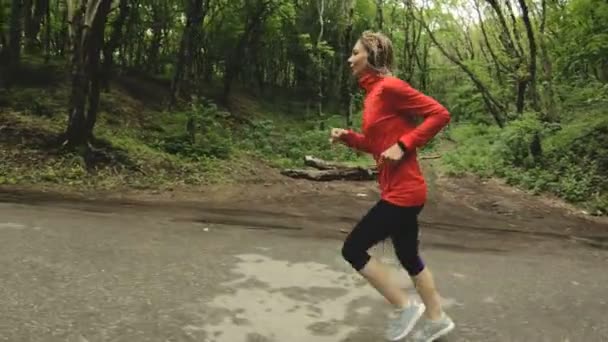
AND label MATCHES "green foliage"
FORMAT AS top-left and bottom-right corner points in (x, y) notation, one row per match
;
(442, 112), (608, 214)
(150, 97), (233, 160)
(441, 124), (500, 178)
(552, 0), (608, 81)
(236, 114), (367, 168)
(442, 83), (489, 124)
(493, 112), (545, 168)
